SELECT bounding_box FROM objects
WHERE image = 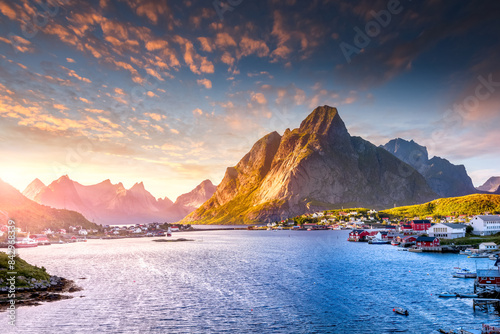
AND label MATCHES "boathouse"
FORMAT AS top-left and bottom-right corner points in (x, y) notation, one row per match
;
(415, 236), (440, 247)
(475, 269), (500, 293)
